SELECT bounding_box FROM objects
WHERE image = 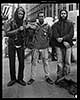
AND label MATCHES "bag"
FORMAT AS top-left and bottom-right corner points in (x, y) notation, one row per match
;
(55, 78), (77, 95)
